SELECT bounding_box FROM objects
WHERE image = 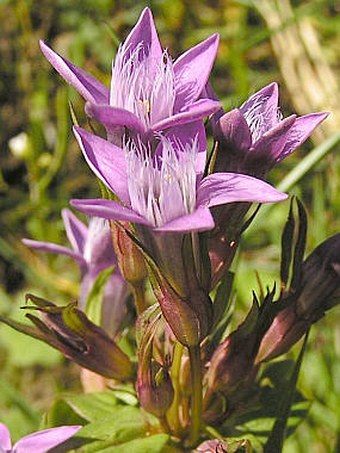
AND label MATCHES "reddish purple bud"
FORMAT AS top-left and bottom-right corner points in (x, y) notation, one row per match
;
(257, 234), (340, 362)
(206, 302), (260, 396)
(111, 221), (147, 285)
(137, 315), (174, 417)
(150, 269), (213, 347)
(6, 294), (134, 380)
